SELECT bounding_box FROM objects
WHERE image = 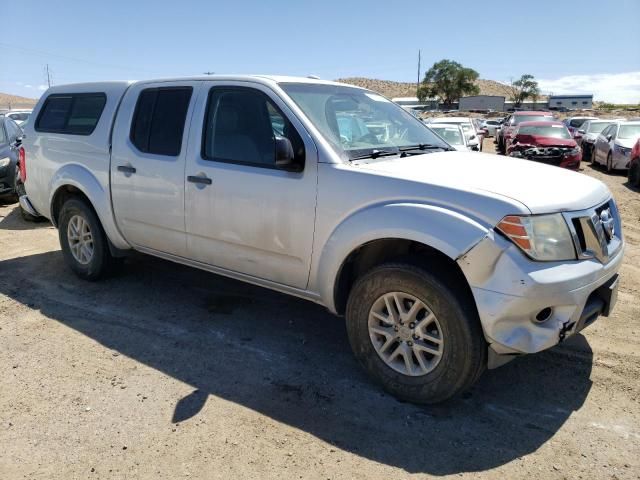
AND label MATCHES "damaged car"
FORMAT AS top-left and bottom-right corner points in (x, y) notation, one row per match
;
(507, 121), (582, 170)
